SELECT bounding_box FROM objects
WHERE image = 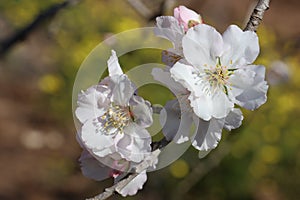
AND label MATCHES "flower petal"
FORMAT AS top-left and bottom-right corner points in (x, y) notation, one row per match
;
(116, 170), (147, 197)
(224, 108), (244, 131)
(174, 5), (201, 31)
(130, 95), (153, 128)
(112, 74), (136, 106)
(170, 61), (199, 95)
(116, 125), (151, 163)
(108, 50), (123, 76)
(79, 150), (111, 181)
(155, 16), (184, 51)
(80, 118), (114, 155)
(191, 117), (224, 151)
(210, 91), (234, 119)
(229, 65), (268, 110)
(75, 85), (108, 123)
(189, 93), (213, 121)
(160, 100), (193, 143)
(182, 24), (223, 67)
(222, 25), (259, 66)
